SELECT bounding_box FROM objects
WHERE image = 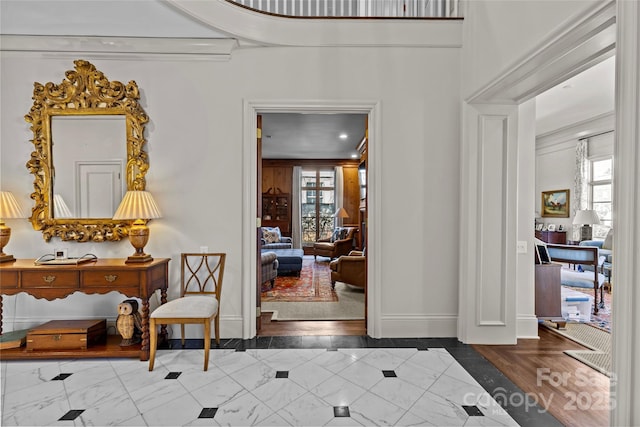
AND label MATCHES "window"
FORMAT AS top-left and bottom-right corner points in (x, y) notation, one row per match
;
(301, 169), (335, 246)
(589, 157), (612, 238)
